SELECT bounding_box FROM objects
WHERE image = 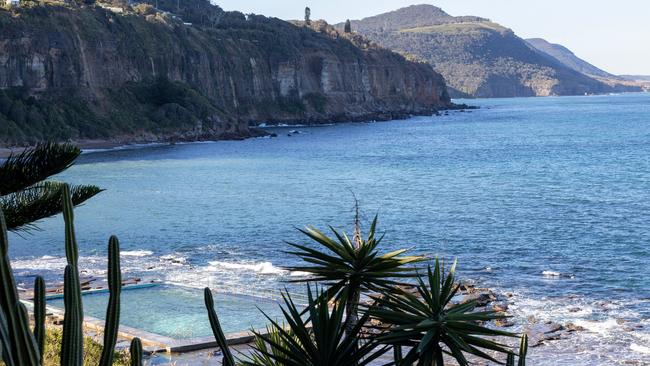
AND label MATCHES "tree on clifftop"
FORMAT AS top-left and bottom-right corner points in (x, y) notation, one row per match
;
(344, 19), (352, 33)
(304, 6), (311, 24)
